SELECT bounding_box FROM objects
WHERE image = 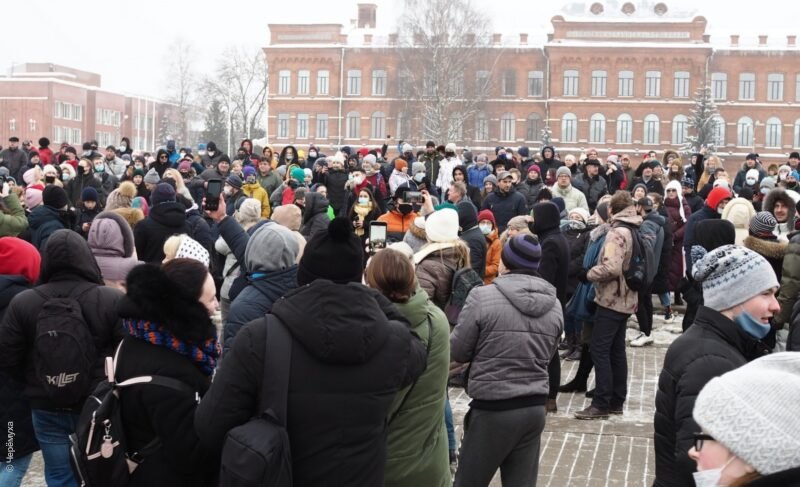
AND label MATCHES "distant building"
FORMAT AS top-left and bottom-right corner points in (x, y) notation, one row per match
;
(0, 63), (179, 152)
(263, 1), (800, 165)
